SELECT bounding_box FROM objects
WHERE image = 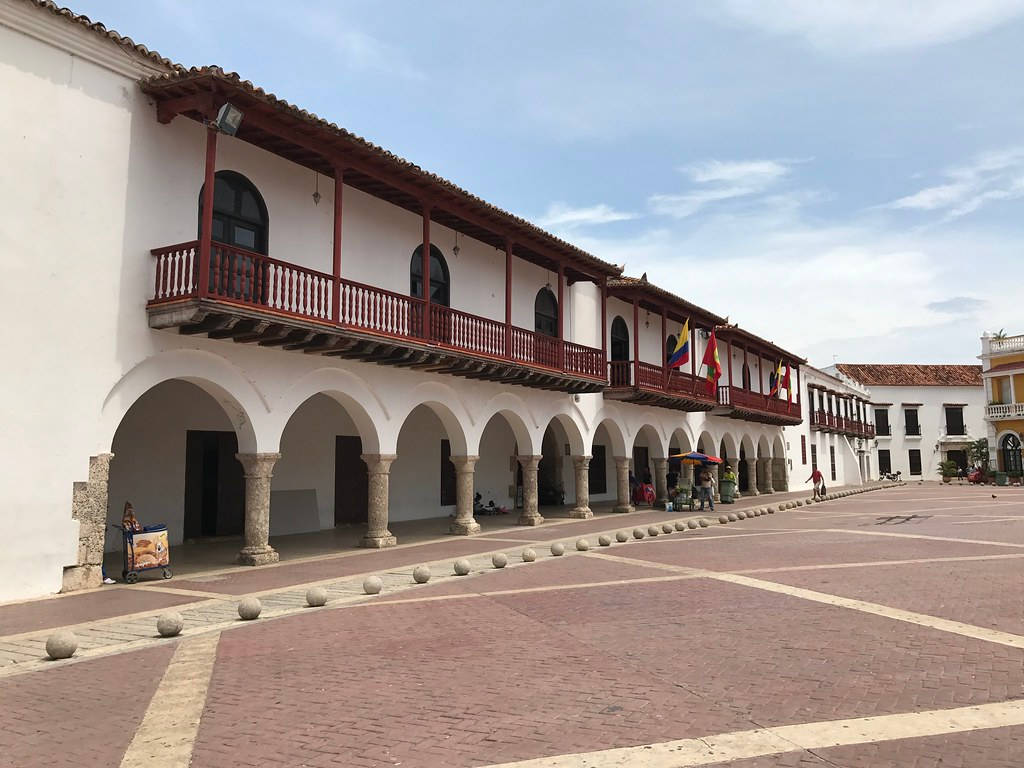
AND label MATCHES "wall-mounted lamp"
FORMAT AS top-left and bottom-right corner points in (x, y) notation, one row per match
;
(212, 102), (244, 136)
(453, 231), (460, 258)
(311, 172), (321, 206)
